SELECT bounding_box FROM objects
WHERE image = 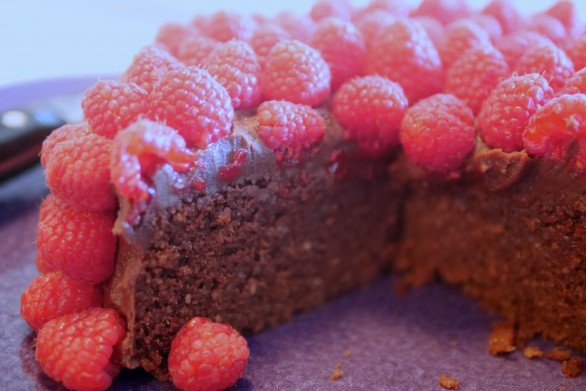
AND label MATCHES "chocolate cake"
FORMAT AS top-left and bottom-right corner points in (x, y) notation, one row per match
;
(21, 0), (586, 390)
